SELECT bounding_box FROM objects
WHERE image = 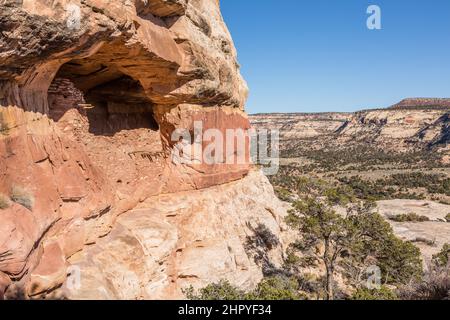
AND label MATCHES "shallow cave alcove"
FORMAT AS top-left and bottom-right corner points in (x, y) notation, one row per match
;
(48, 57), (159, 136)
(46, 54), (167, 188)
